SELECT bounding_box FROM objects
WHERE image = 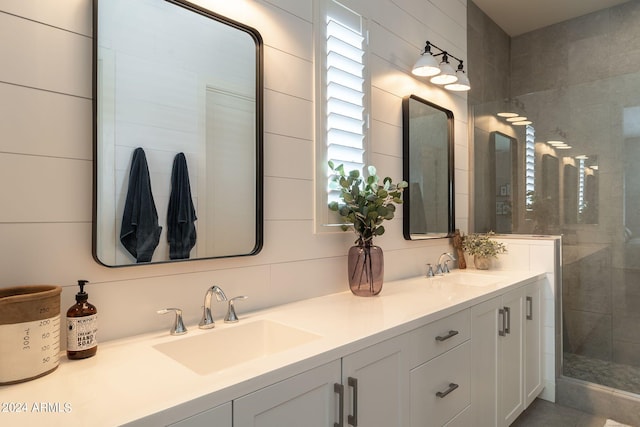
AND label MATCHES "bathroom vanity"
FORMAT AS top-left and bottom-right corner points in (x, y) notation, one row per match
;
(0, 270), (545, 427)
